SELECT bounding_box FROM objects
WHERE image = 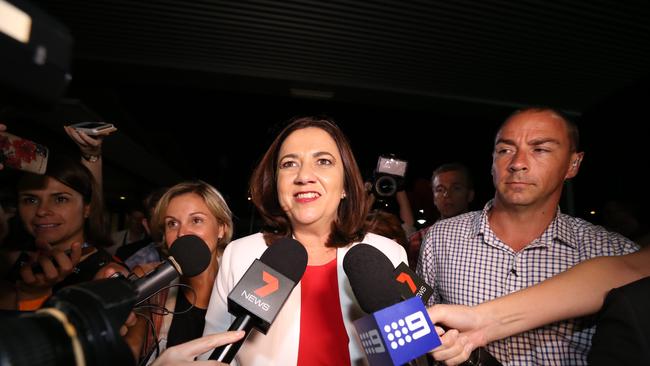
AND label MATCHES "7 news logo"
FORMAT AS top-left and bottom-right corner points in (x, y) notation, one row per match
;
(241, 271), (278, 312)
